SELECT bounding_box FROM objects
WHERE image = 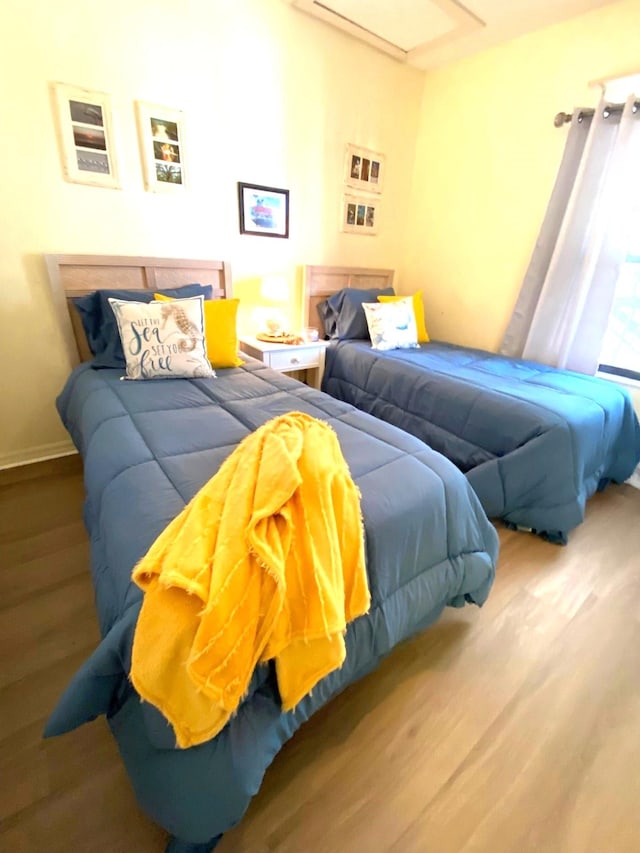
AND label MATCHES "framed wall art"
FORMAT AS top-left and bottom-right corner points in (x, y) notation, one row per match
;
(238, 182), (289, 238)
(341, 193), (379, 235)
(51, 82), (120, 189)
(344, 143), (384, 194)
(135, 101), (186, 191)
